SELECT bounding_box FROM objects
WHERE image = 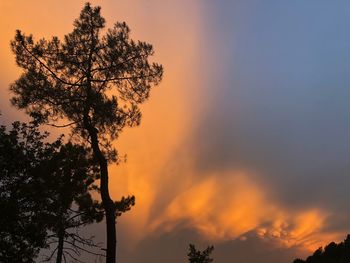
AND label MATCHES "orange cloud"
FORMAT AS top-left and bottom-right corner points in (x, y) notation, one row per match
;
(0, 1), (345, 257)
(148, 169), (342, 252)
